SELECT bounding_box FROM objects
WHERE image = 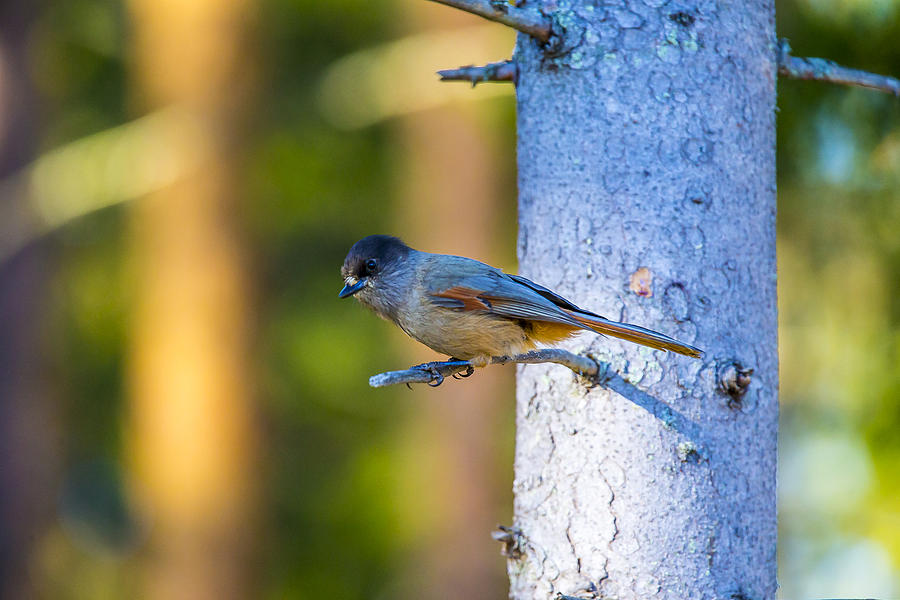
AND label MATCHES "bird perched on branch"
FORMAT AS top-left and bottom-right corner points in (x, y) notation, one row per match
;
(339, 235), (702, 368)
